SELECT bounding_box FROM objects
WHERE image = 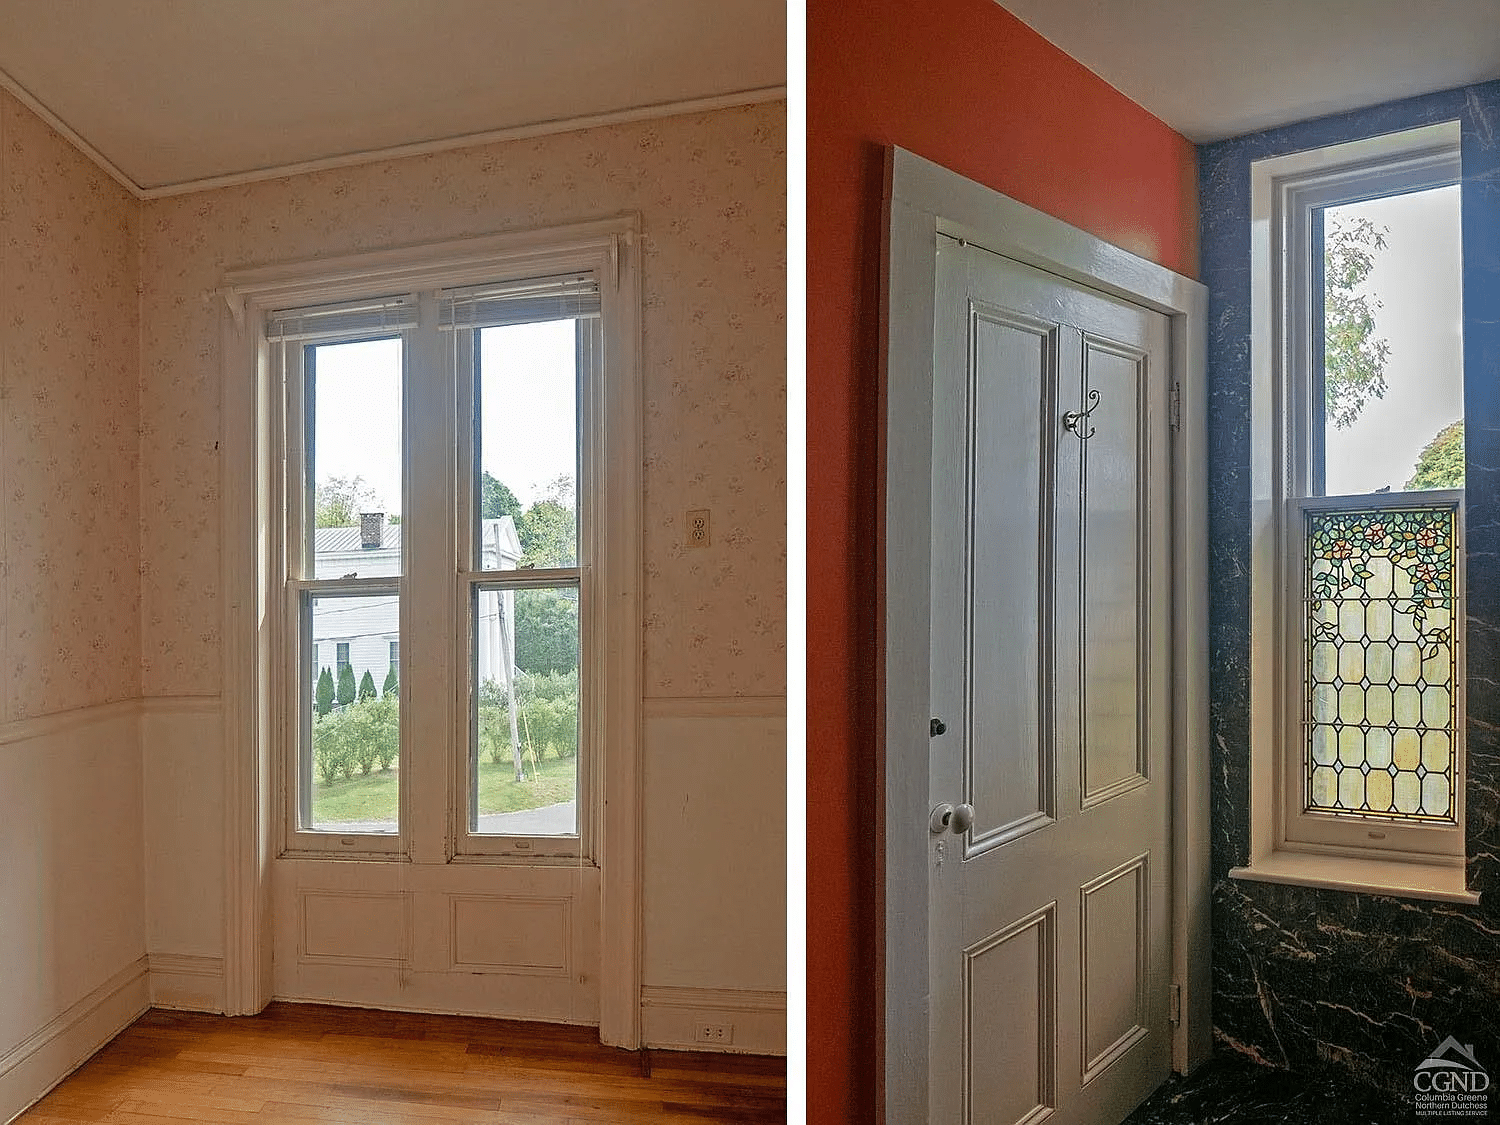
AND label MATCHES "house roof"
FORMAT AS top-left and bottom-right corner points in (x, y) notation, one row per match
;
(312, 516), (520, 570)
(316, 524), (403, 555)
